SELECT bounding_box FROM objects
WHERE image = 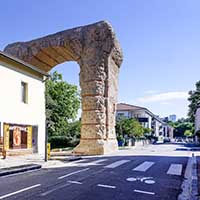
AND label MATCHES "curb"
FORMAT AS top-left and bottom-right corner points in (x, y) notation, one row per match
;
(178, 153), (199, 200)
(191, 153), (198, 199)
(67, 156), (82, 162)
(176, 147), (200, 151)
(49, 156), (82, 162)
(0, 164), (41, 177)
